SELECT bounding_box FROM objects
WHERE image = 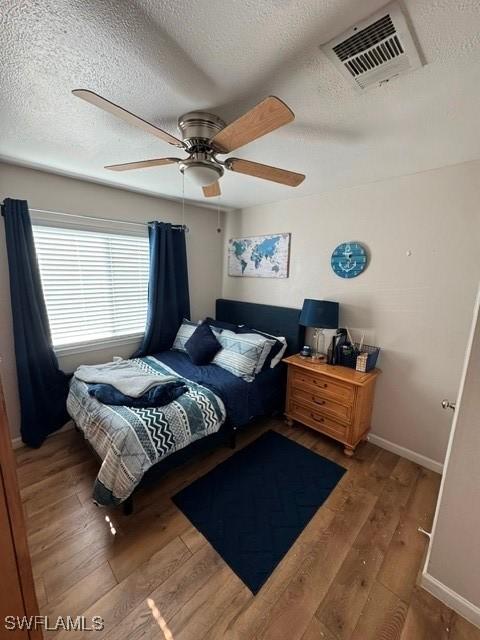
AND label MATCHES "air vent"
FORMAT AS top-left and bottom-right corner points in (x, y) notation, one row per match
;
(321, 2), (421, 90)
